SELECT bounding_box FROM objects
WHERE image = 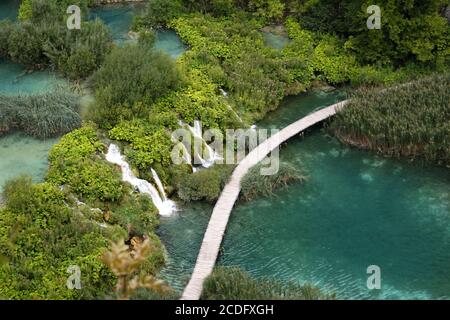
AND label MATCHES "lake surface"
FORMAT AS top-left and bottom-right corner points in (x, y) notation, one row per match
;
(90, 3), (187, 58)
(158, 90), (450, 300)
(0, 0), (19, 21)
